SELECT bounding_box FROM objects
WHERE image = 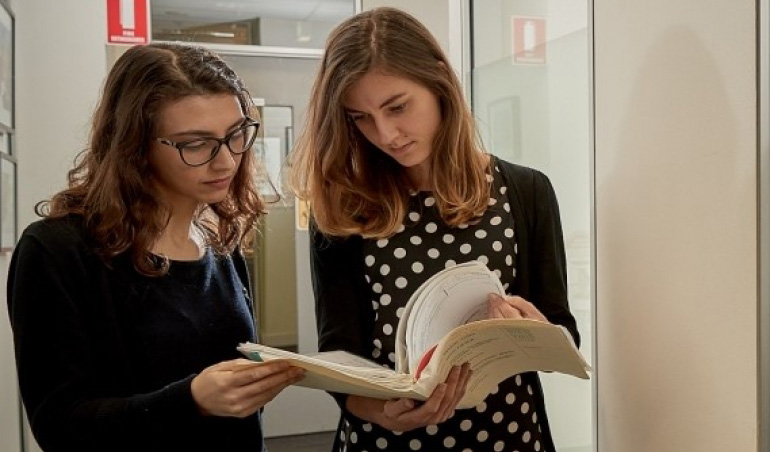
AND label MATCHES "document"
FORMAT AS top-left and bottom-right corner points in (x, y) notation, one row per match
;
(238, 261), (591, 408)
